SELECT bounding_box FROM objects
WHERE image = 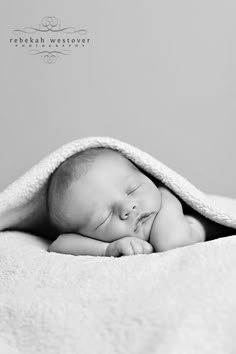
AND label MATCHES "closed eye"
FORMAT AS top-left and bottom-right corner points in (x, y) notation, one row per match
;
(95, 211), (112, 230)
(128, 185), (141, 195)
